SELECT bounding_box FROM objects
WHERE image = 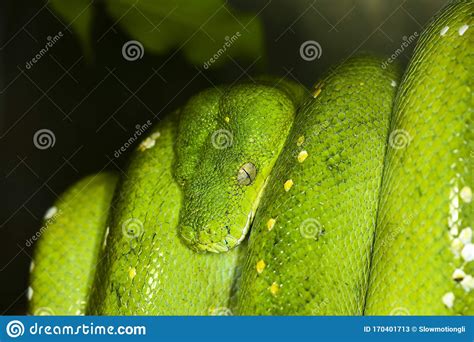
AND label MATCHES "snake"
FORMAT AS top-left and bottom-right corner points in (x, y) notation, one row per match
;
(28, 0), (472, 316)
